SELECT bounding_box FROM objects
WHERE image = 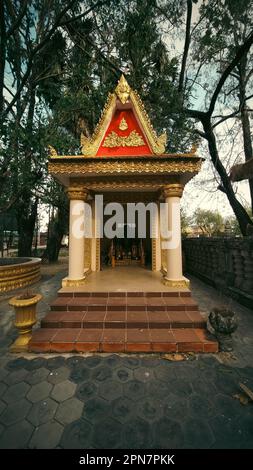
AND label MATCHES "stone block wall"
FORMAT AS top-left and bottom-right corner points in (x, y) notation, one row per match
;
(183, 237), (253, 309)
